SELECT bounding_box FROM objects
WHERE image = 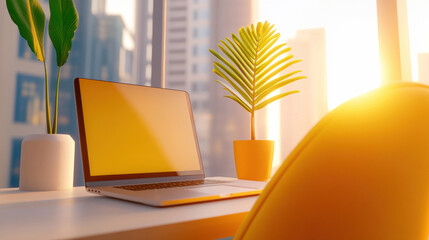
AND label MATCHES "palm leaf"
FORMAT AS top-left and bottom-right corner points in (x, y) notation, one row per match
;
(213, 66), (252, 103)
(213, 61), (252, 98)
(217, 42), (253, 89)
(215, 80), (252, 107)
(255, 90), (299, 110)
(225, 95), (252, 112)
(256, 69), (301, 90)
(256, 59), (302, 87)
(225, 38), (253, 72)
(210, 21), (306, 139)
(256, 44), (289, 69)
(232, 34), (255, 60)
(6, 0), (46, 62)
(49, 0), (79, 67)
(256, 76), (306, 103)
(256, 55), (295, 83)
